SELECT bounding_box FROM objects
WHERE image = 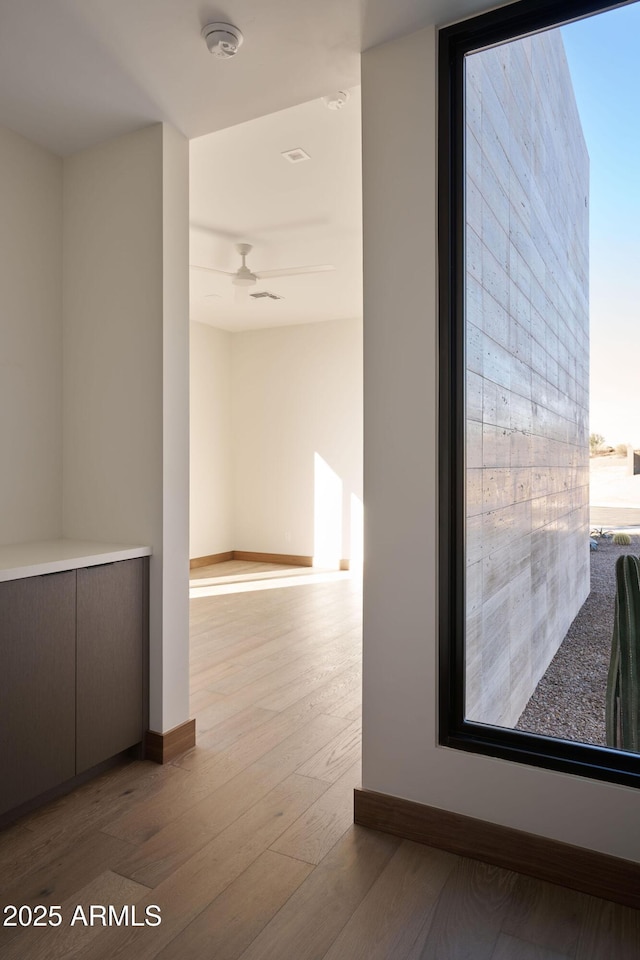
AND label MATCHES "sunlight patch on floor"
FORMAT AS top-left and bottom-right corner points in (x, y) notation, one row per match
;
(189, 569), (354, 598)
